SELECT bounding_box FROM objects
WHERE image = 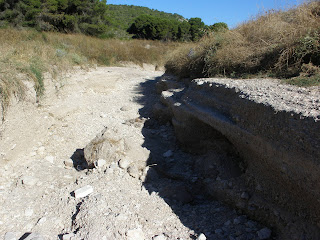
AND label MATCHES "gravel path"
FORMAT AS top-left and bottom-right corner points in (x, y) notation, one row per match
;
(0, 66), (270, 240)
